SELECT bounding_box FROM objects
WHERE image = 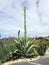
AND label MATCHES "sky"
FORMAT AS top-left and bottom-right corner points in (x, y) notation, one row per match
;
(0, 0), (49, 38)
